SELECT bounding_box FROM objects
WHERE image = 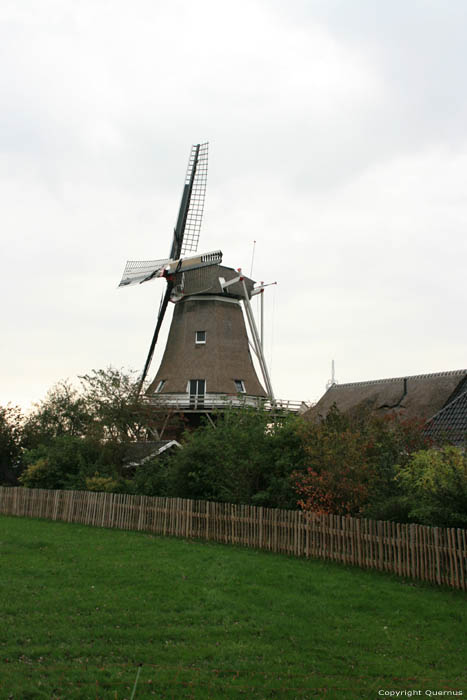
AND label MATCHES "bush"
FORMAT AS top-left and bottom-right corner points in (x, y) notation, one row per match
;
(293, 407), (373, 515)
(395, 447), (467, 527)
(294, 406), (434, 518)
(85, 474), (120, 492)
(159, 409), (307, 507)
(19, 436), (125, 491)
